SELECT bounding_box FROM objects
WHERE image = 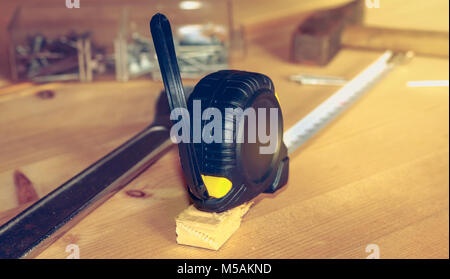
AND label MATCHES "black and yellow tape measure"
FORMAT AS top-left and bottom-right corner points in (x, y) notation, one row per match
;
(150, 14), (289, 212)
